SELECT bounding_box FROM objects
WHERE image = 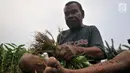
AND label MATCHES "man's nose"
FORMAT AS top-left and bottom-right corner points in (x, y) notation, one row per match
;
(68, 13), (74, 18)
(67, 14), (75, 20)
